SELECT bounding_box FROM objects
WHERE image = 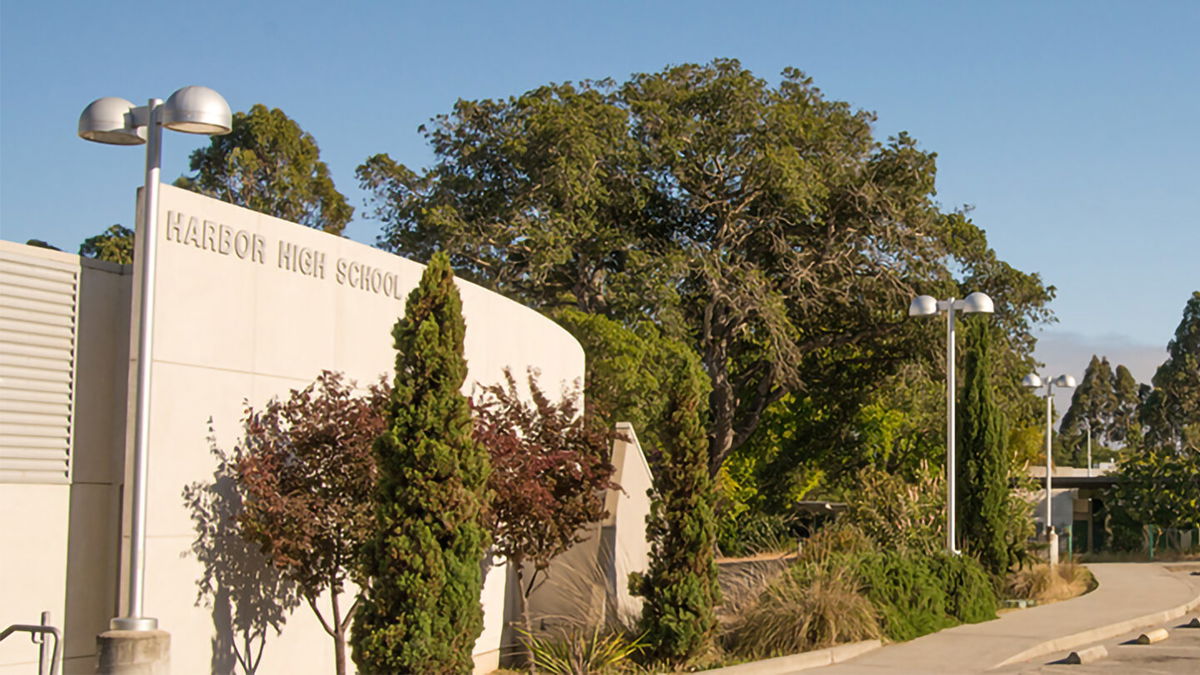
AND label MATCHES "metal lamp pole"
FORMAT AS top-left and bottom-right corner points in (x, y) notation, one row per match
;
(909, 292), (994, 553)
(78, 87), (231, 630)
(1023, 372), (1076, 546)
